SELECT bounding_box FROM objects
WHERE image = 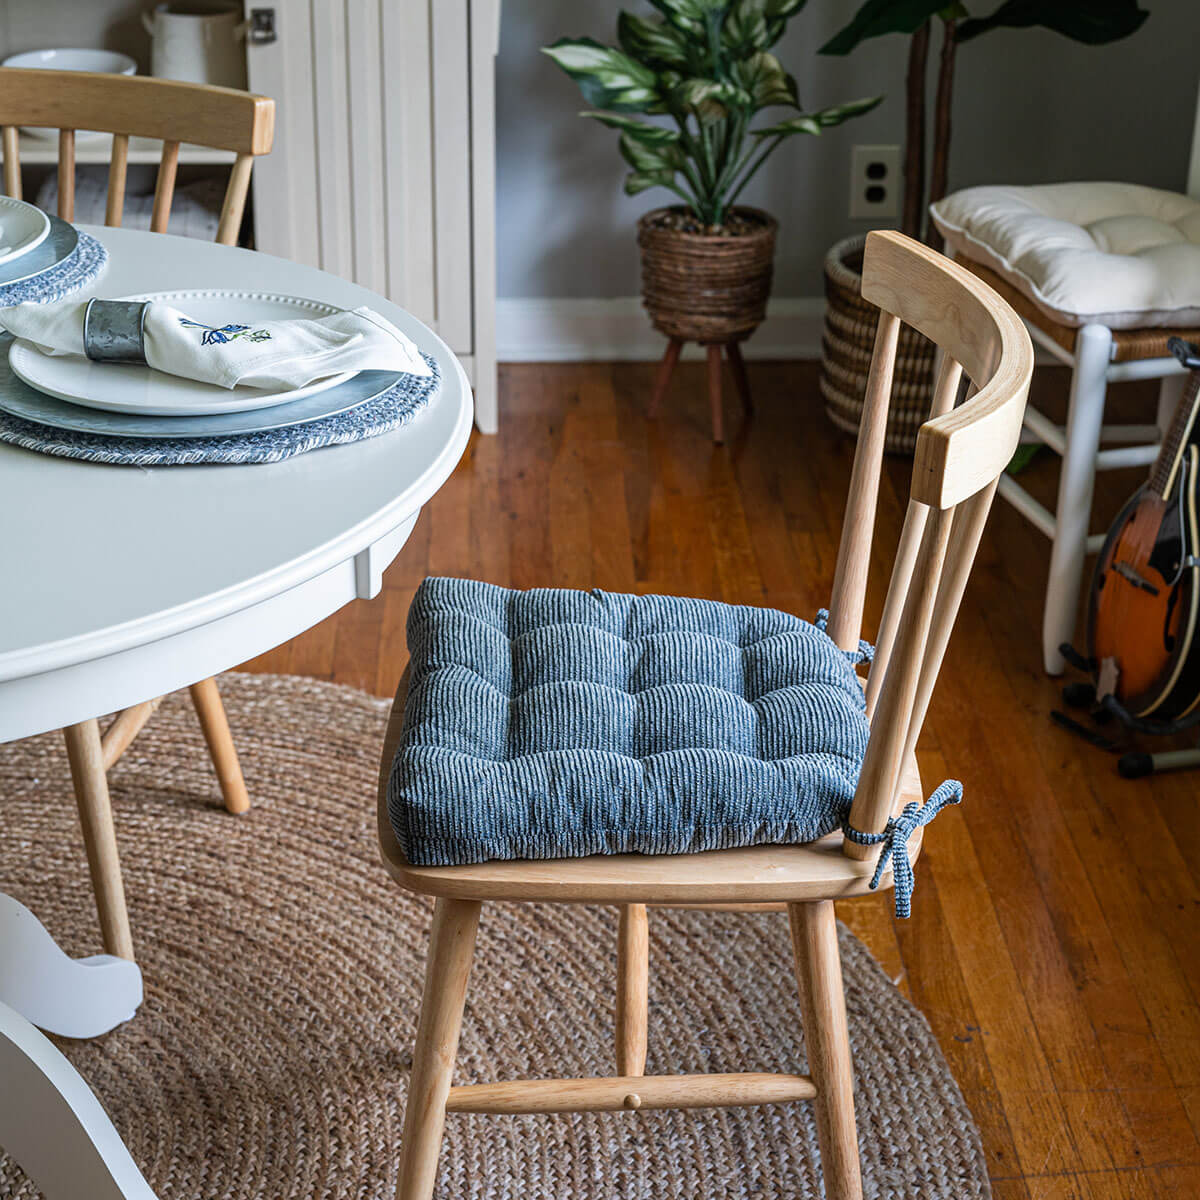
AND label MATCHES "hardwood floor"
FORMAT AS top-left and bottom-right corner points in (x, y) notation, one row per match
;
(240, 360), (1200, 1199)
